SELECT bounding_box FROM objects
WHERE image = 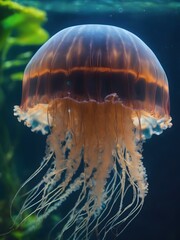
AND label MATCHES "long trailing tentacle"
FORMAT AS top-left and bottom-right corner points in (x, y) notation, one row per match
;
(12, 100), (149, 240)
